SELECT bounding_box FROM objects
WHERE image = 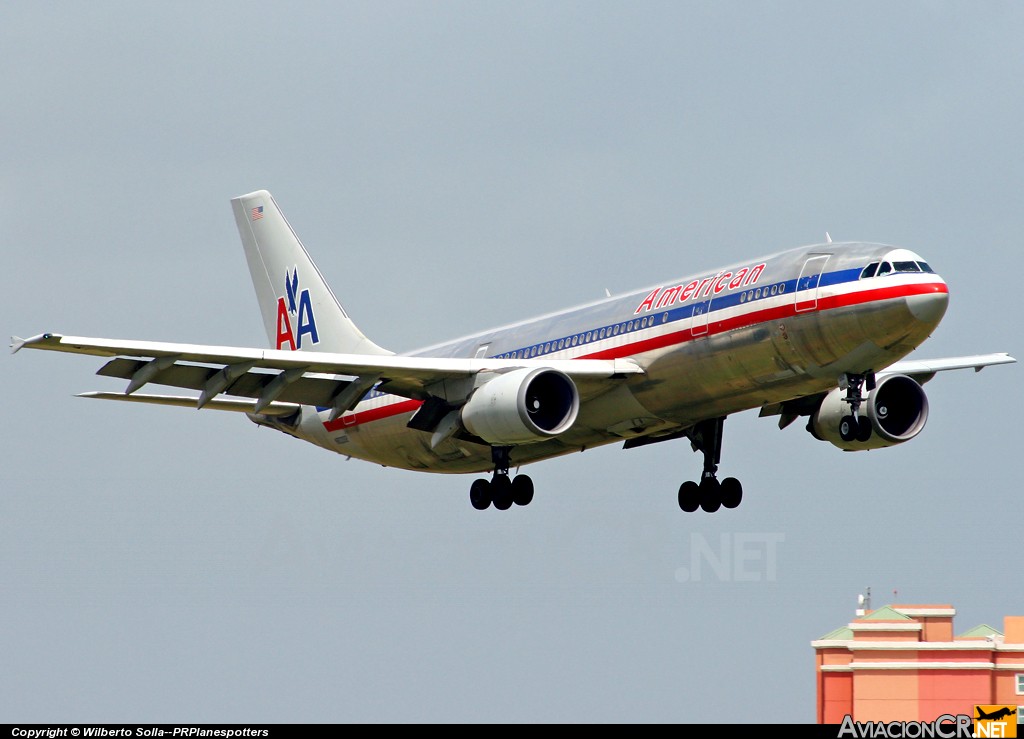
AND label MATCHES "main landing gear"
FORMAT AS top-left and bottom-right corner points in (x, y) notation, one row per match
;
(469, 446), (535, 511)
(677, 417), (743, 513)
(838, 371), (875, 443)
